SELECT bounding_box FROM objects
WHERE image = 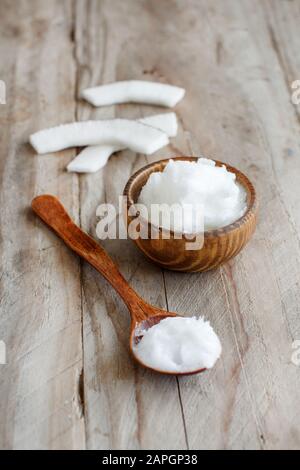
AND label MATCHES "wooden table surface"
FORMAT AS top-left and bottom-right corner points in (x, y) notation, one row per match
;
(1, 0), (300, 450)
